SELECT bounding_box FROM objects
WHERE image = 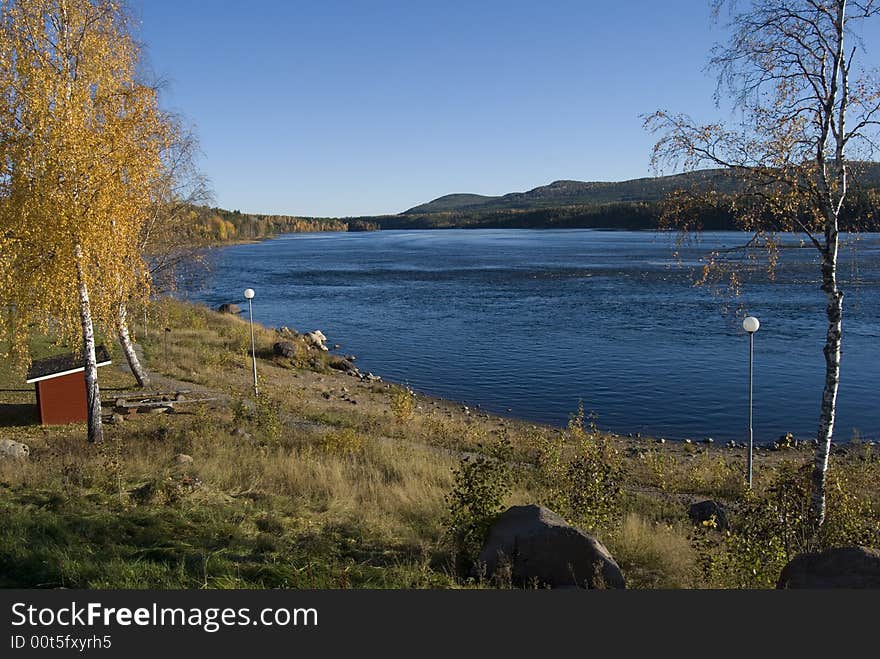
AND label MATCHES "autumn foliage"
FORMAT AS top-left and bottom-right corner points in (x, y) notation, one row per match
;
(0, 0), (174, 440)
